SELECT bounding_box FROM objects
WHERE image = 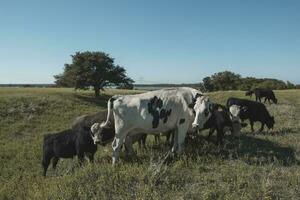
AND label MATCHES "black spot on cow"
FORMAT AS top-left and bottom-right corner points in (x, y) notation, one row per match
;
(148, 96), (172, 128)
(179, 118), (185, 124)
(151, 112), (160, 129)
(160, 109), (172, 123)
(160, 109), (166, 119)
(148, 96), (164, 128)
